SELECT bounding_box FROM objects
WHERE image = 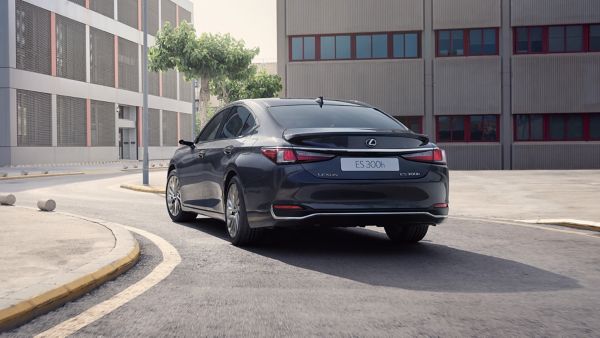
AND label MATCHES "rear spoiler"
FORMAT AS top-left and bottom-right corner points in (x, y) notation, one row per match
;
(283, 128), (430, 146)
